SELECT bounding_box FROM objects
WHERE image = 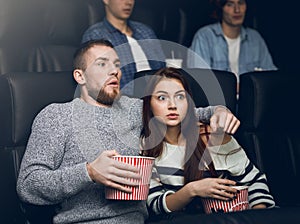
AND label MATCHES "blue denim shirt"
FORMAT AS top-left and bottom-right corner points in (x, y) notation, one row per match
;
(82, 18), (165, 95)
(188, 23), (277, 78)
